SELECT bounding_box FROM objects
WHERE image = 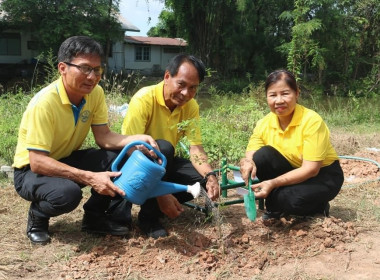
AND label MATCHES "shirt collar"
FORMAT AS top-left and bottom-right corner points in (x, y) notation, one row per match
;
(290, 104), (303, 126)
(155, 81), (167, 107)
(155, 80), (183, 113)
